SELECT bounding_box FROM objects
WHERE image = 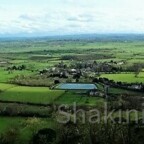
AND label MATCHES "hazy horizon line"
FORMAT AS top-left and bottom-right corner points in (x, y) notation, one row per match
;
(1, 33), (144, 39)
